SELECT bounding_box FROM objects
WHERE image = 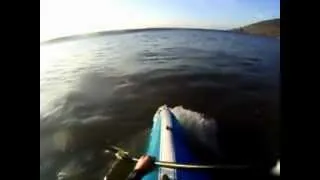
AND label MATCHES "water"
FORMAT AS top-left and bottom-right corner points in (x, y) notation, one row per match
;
(40, 29), (280, 180)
